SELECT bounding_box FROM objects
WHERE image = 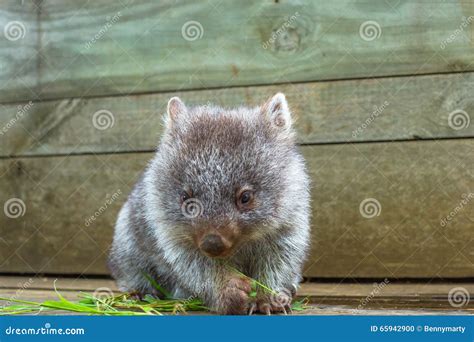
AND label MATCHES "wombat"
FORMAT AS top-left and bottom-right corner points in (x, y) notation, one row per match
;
(108, 93), (311, 314)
